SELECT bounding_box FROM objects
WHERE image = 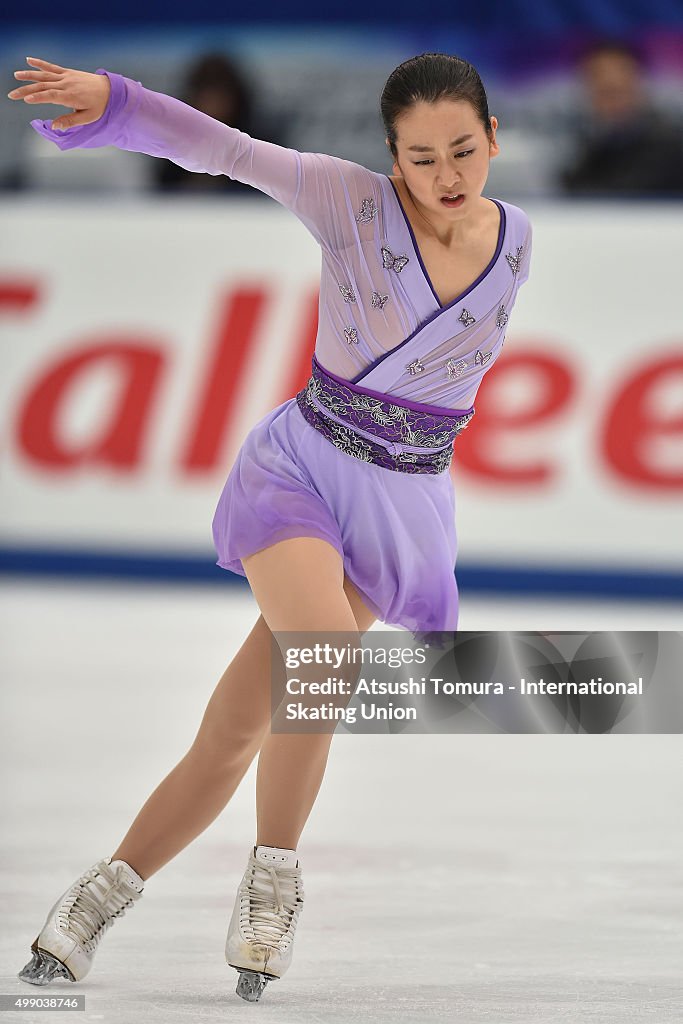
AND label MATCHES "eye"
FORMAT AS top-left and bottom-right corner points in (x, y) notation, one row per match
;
(414, 150), (474, 166)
